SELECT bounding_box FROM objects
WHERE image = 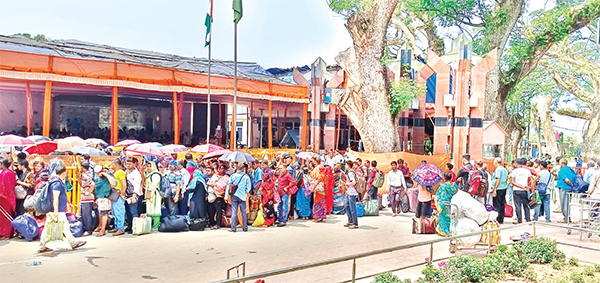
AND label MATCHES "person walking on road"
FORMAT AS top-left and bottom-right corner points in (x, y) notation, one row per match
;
(387, 161), (407, 216)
